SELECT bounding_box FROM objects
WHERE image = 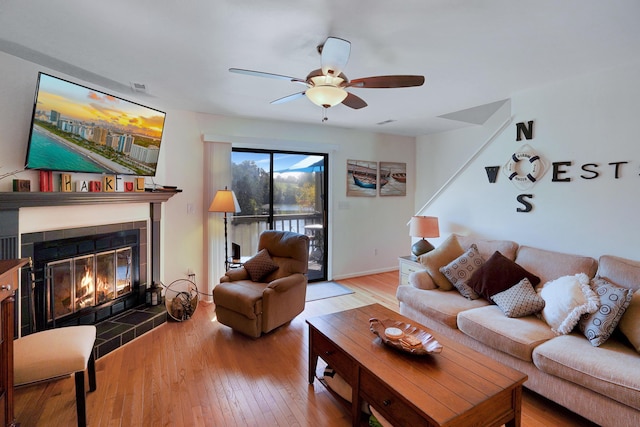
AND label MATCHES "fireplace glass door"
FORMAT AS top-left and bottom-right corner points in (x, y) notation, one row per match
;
(75, 255), (96, 311)
(96, 251), (115, 304)
(116, 248), (132, 297)
(47, 259), (73, 321)
(46, 247), (134, 323)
